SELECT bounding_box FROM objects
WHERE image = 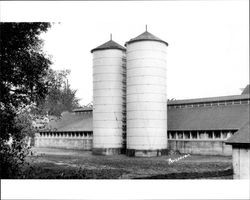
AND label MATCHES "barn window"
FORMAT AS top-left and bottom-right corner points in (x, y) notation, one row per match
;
(222, 132), (228, 139)
(214, 131), (221, 139)
(207, 132), (213, 139)
(178, 132), (183, 139)
(170, 132), (175, 139)
(184, 132), (190, 139)
(191, 131), (197, 139)
(226, 101), (233, 105)
(241, 100), (249, 104)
